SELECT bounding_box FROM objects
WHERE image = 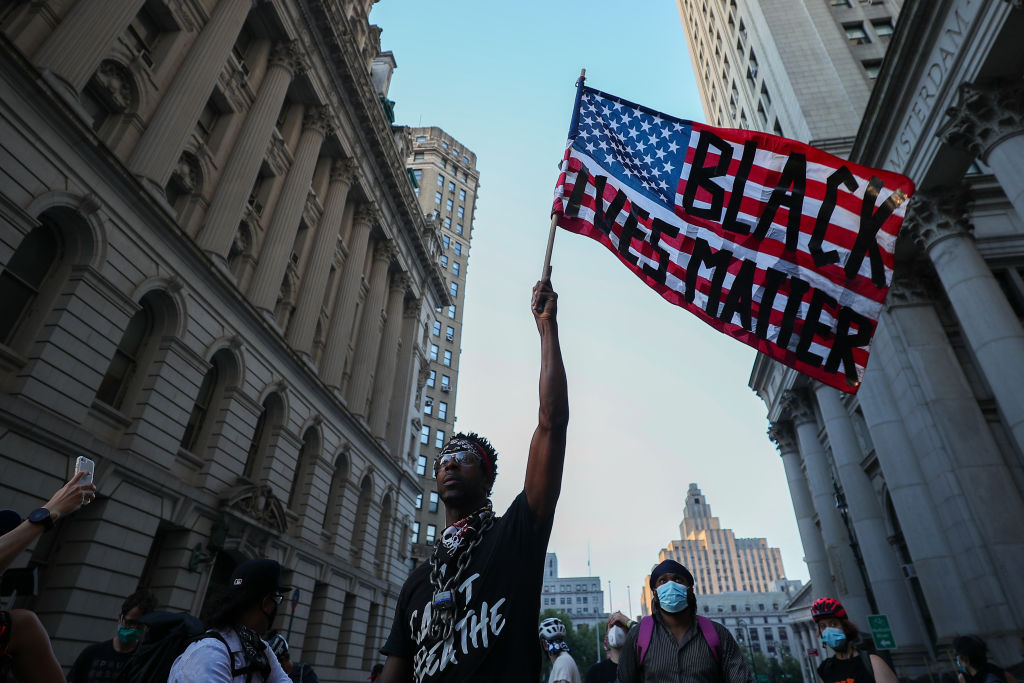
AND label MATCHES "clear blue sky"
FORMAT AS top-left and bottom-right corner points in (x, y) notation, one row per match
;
(371, 0), (808, 617)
